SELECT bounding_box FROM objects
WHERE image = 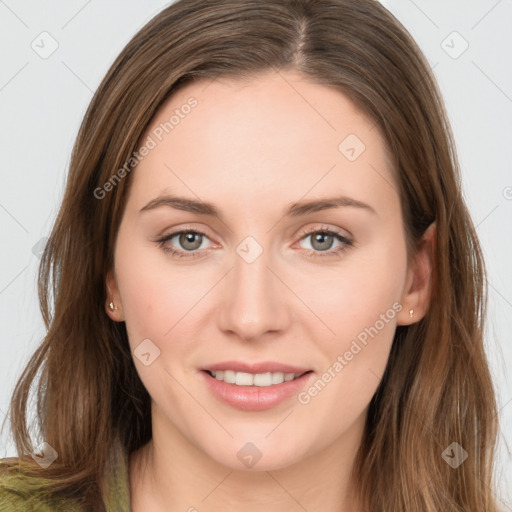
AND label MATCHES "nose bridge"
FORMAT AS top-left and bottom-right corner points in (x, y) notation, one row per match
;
(218, 237), (289, 340)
